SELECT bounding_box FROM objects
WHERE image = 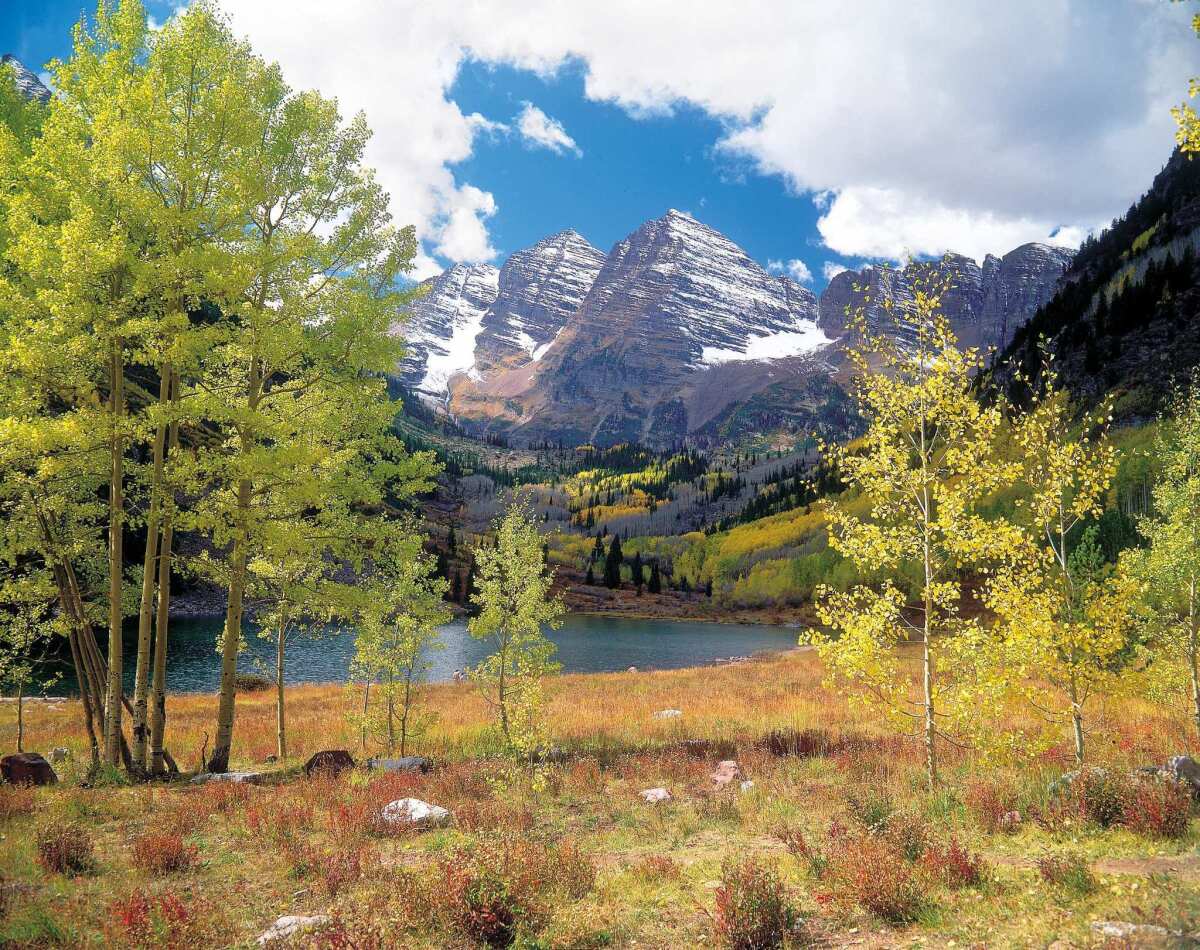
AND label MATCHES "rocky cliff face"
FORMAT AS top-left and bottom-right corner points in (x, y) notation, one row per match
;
(2, 55), (51, 104)
(399, 209), (1074, 447)
(818, 244), (1072, 352)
